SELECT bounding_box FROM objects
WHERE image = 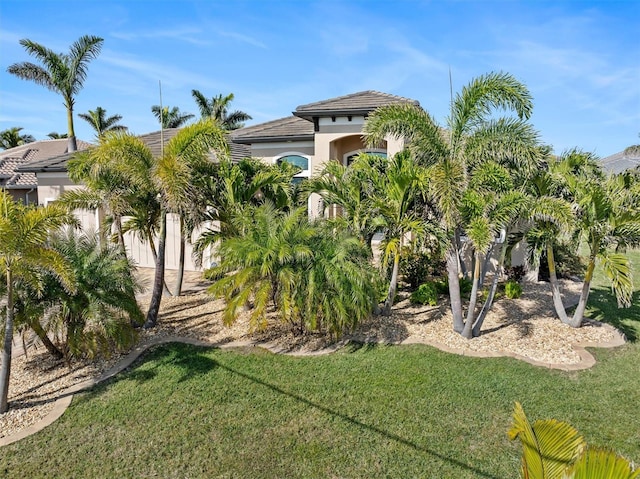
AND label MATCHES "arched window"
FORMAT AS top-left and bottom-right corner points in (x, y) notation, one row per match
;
(277, 154), (309, 171)
(275, 153), (310, 183)
(343, 149), (387, 166)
